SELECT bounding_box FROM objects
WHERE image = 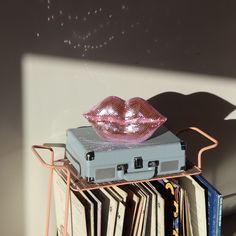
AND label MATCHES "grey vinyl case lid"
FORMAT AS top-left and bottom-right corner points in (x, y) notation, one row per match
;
(66, 126), (186, 182)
